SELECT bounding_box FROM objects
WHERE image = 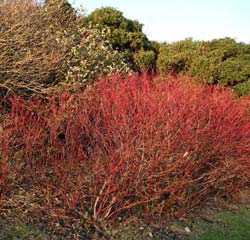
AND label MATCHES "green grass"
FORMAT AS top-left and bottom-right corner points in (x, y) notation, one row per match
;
(0, 205), (249, 239)
(192, 211), (250, 240)
(0, 223), (47, 240)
